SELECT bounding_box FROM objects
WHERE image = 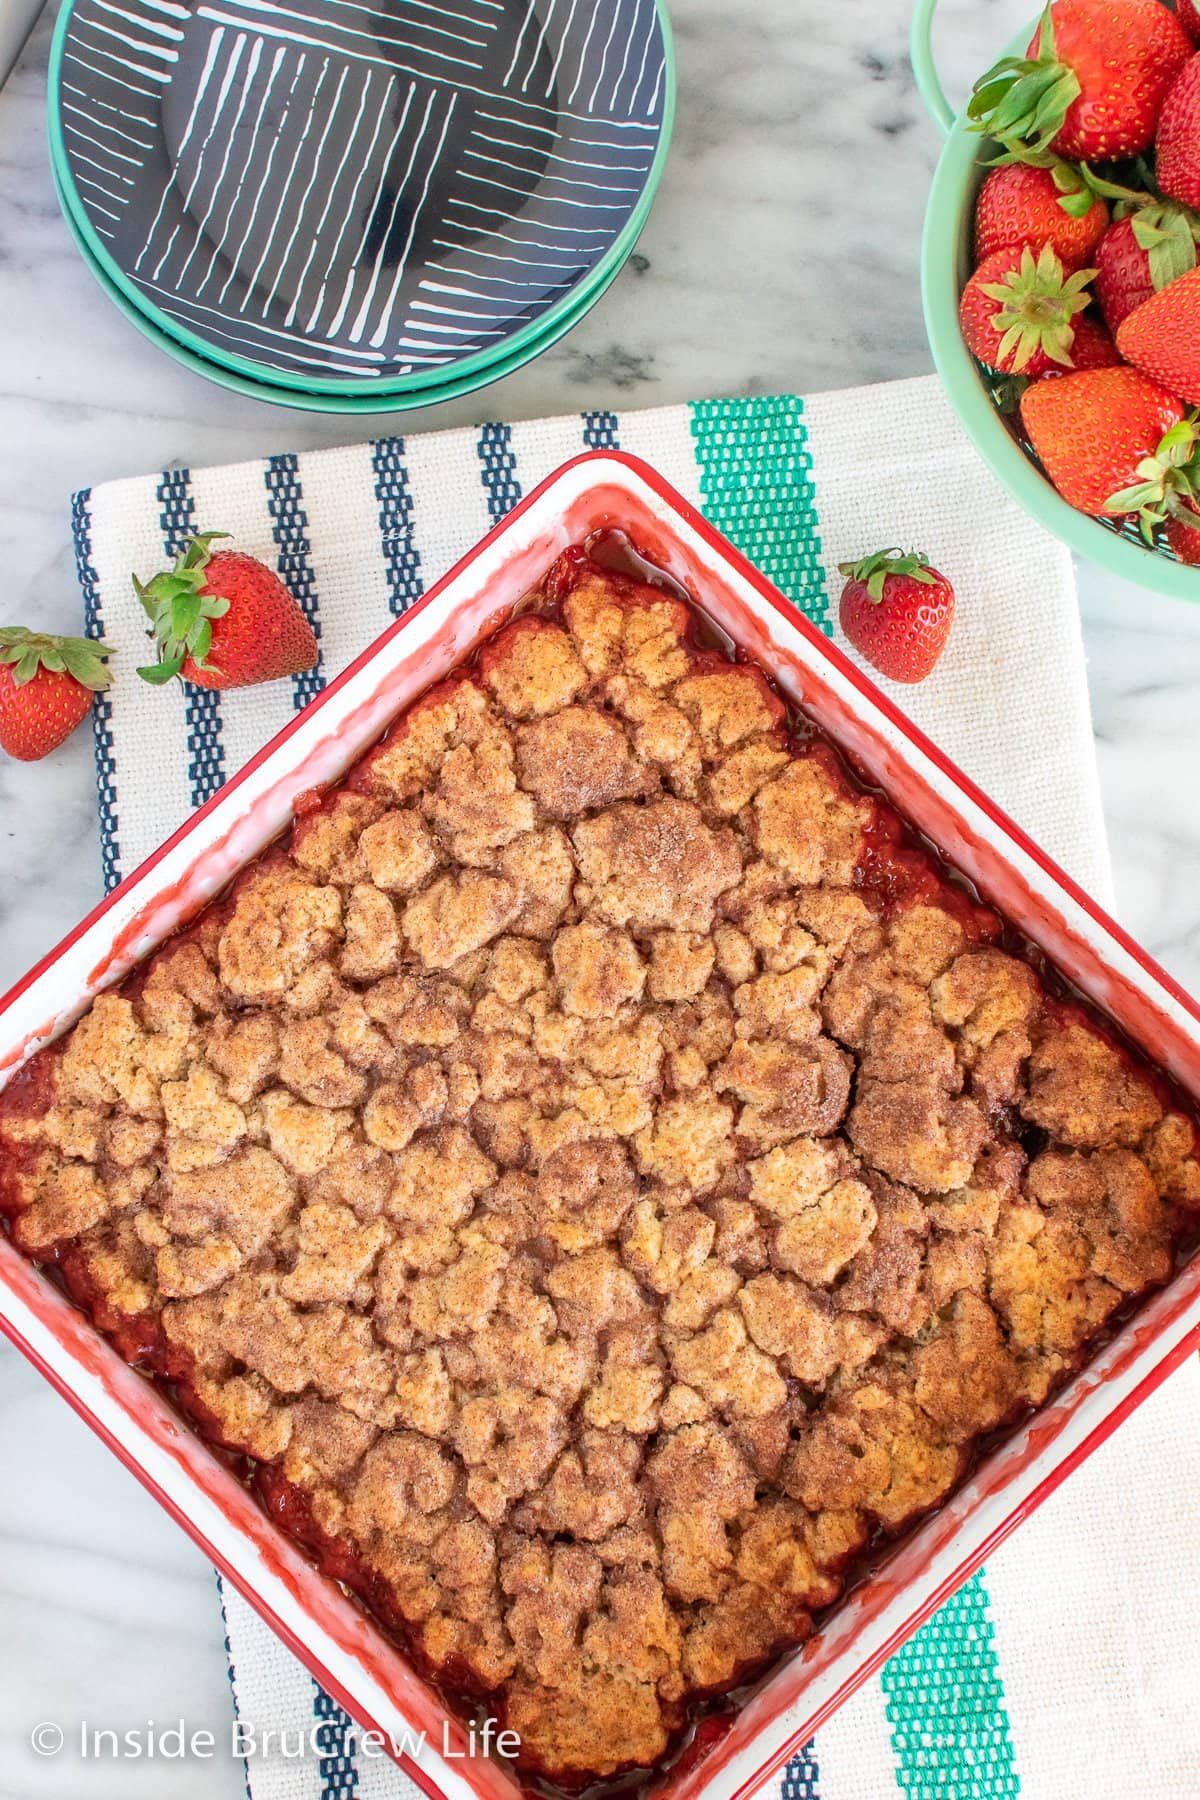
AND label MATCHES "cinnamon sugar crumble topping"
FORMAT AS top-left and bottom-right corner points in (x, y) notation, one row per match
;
(3, 561), (1198, 1783)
